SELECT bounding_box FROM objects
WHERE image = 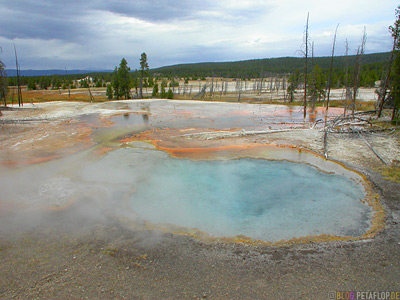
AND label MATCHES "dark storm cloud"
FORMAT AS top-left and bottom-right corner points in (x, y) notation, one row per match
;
(0, 0), (265, 42)
(96, 0), (204, 22)
(0, 0), (206, 41)
(0, 0), (396, 70)
(96, 0), (271, 24)
(0, 0), (88, 41)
